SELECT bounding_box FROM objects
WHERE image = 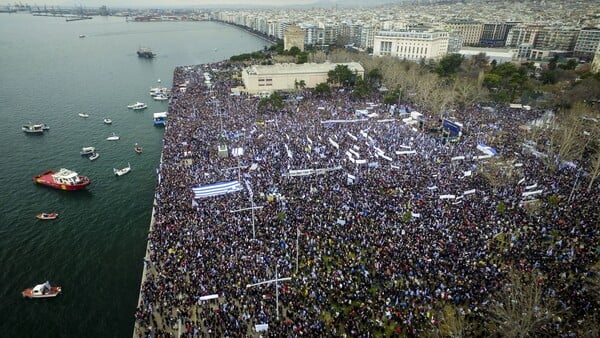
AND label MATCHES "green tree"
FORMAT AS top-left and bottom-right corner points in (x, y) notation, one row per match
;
(540, 70), (557, 84)
(435, 53), (464, 77)
(288, 46), (301, 56)
(366, 68), (383, 88)
(314, 82), (331, 97)
(296, 51), (308, 64)
(351, 78), (371, 99)
(257, 92), (284, 113)
(327, 65), (354, 86)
